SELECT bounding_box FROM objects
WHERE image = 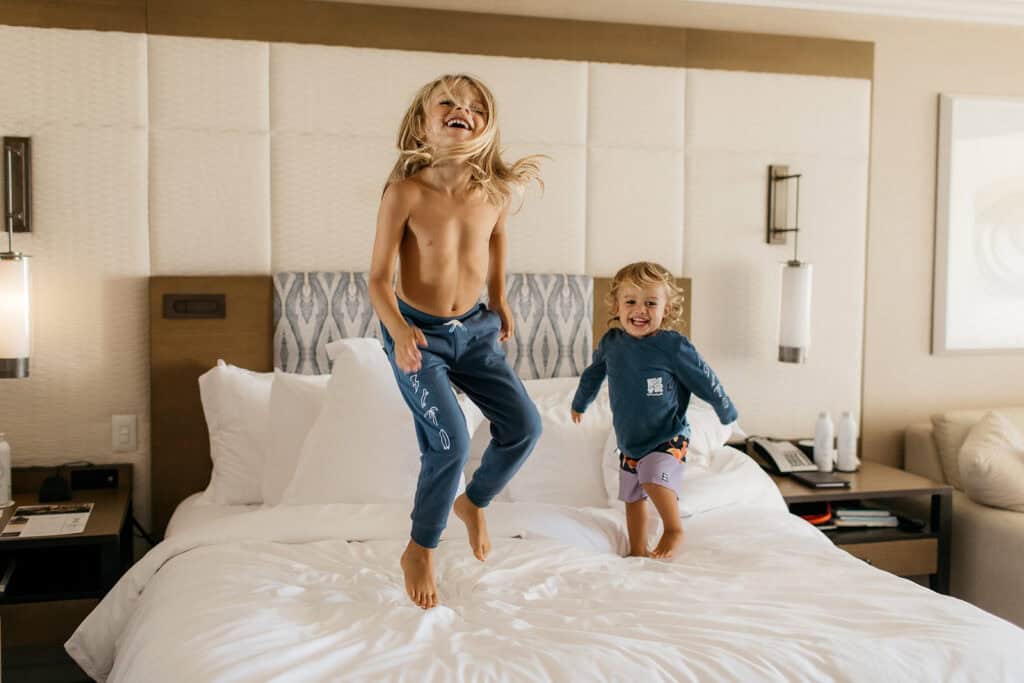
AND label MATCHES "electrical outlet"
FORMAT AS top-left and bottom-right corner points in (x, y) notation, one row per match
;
(112, 414), (137, 453)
